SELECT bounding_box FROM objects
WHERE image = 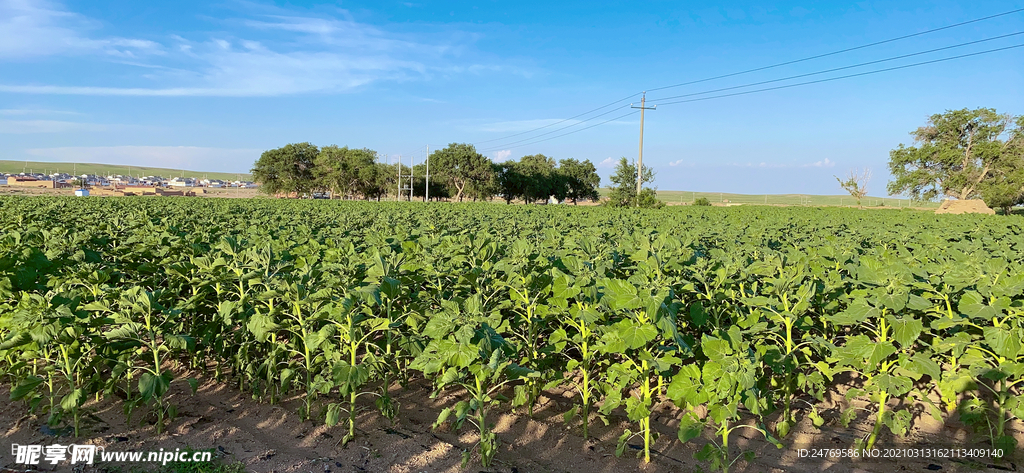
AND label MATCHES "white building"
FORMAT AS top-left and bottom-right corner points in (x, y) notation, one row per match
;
(168, 177), (197, 187)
